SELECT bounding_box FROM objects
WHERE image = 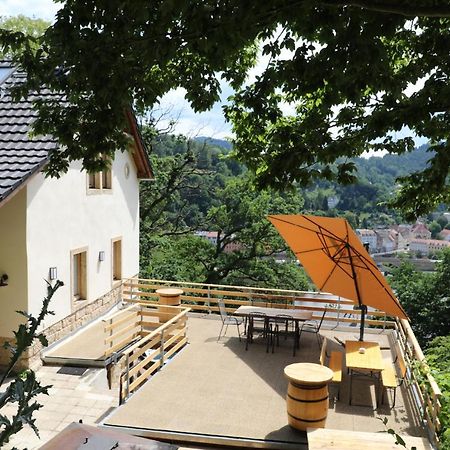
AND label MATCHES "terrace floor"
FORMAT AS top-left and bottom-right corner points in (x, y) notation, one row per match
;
(103, 313), (430, 449)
